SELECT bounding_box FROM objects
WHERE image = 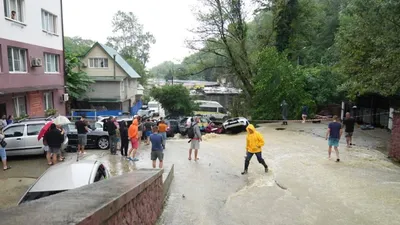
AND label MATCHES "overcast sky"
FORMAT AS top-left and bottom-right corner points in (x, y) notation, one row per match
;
(63, 0), (199, 68)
